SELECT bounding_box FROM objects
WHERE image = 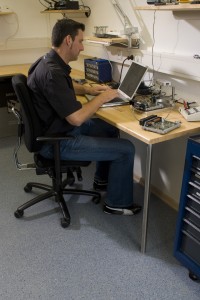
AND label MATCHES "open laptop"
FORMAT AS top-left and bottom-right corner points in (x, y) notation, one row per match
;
(85, 61), (148, 108)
